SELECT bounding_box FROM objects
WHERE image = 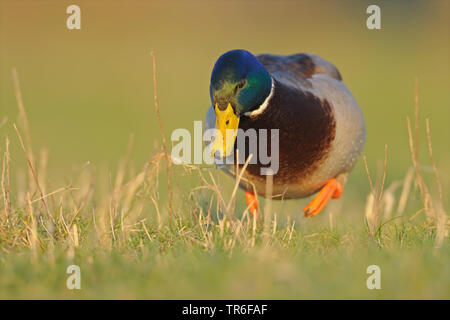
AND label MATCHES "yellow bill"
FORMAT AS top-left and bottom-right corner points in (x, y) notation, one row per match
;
(211, 103), (240, 158)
